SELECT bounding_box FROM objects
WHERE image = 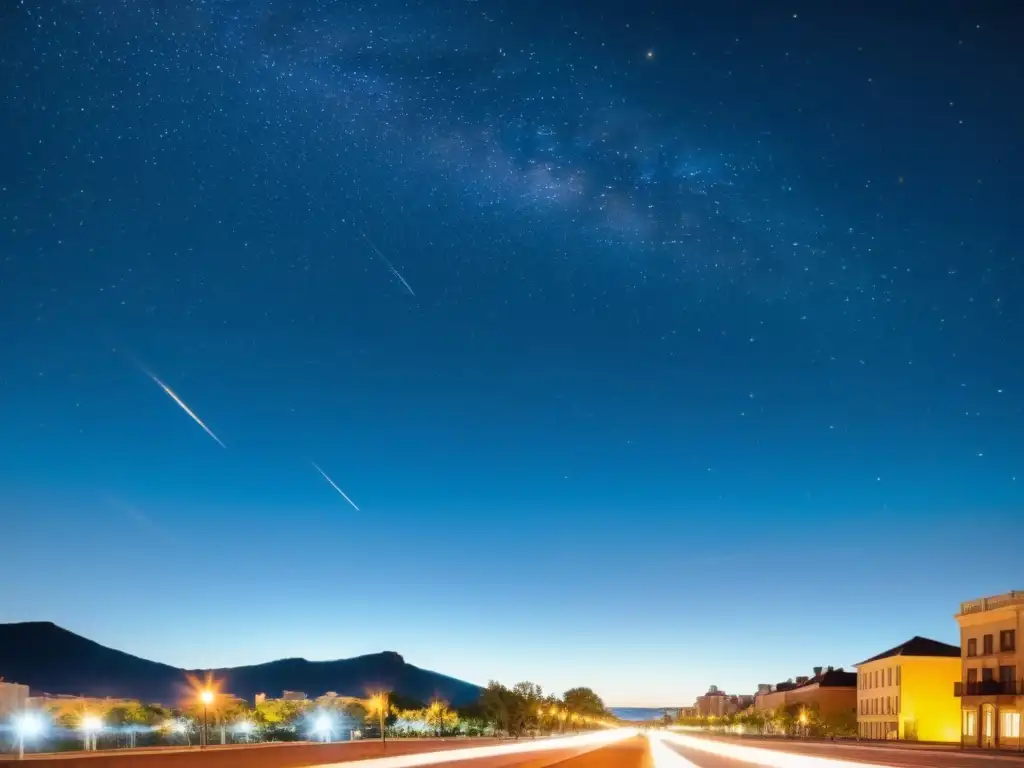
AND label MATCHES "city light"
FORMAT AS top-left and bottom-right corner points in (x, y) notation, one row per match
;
(82, 715), (102, 733)
(15, 713), (43, 738)
(200, 690), (214, 705)
(14, 713), (44, 759)
(237, 721), (253, 733)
